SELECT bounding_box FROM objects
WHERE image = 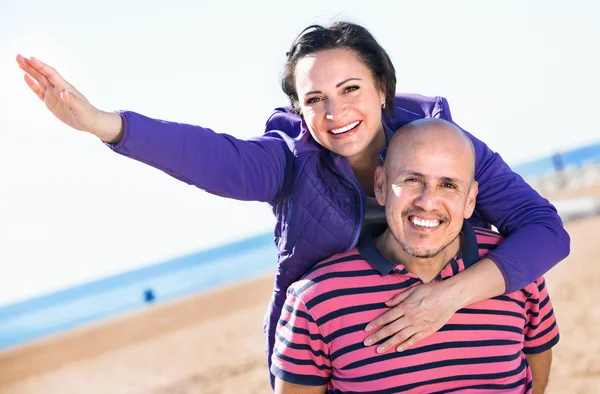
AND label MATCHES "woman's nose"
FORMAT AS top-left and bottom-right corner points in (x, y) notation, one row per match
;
(326, 99), (347, 121)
